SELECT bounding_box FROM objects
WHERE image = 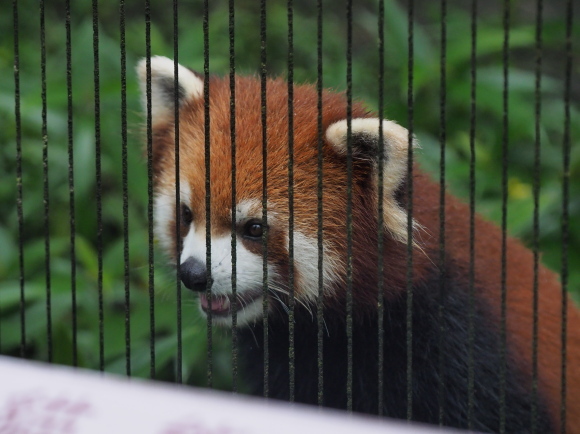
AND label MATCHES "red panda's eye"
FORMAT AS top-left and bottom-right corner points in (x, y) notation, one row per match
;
(181, 204), (193, 226)
(244, 220), (264, 240)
